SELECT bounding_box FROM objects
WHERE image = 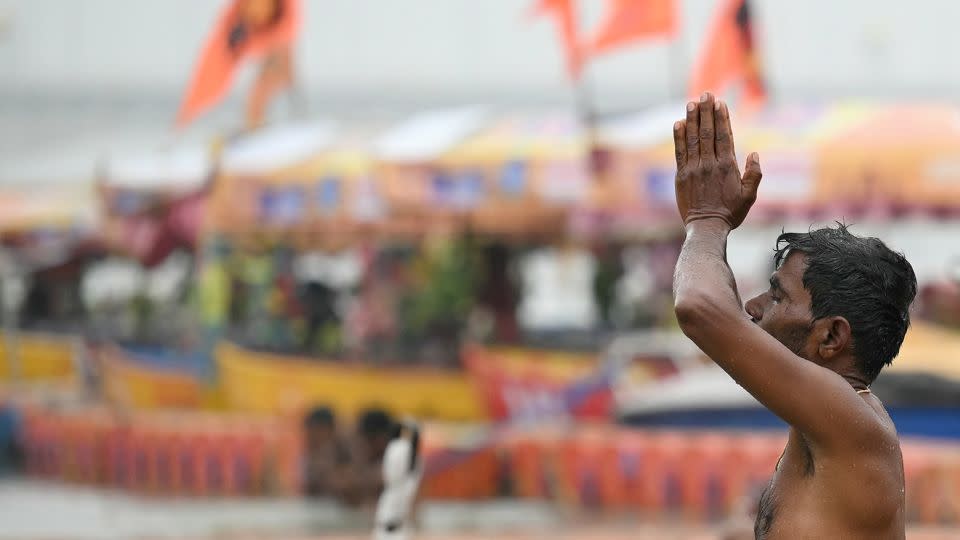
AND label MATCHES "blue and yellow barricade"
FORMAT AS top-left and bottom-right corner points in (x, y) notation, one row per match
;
(99, 345), (205, 410)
